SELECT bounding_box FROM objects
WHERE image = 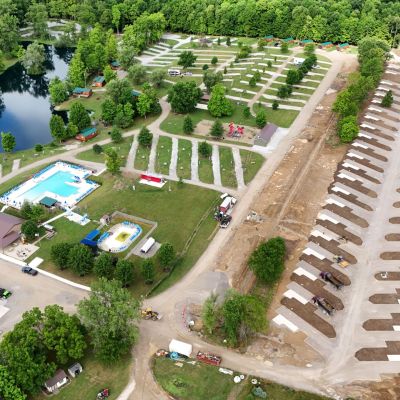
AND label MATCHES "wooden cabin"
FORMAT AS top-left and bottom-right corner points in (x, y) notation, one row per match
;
(92, 76), (105, 87)
(75, 127), (98, 142)
(319, 41), (333, 49)
(72, 87), (92, 98)
(110, 61), (121, 70)
(337, 43), (350, 51)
